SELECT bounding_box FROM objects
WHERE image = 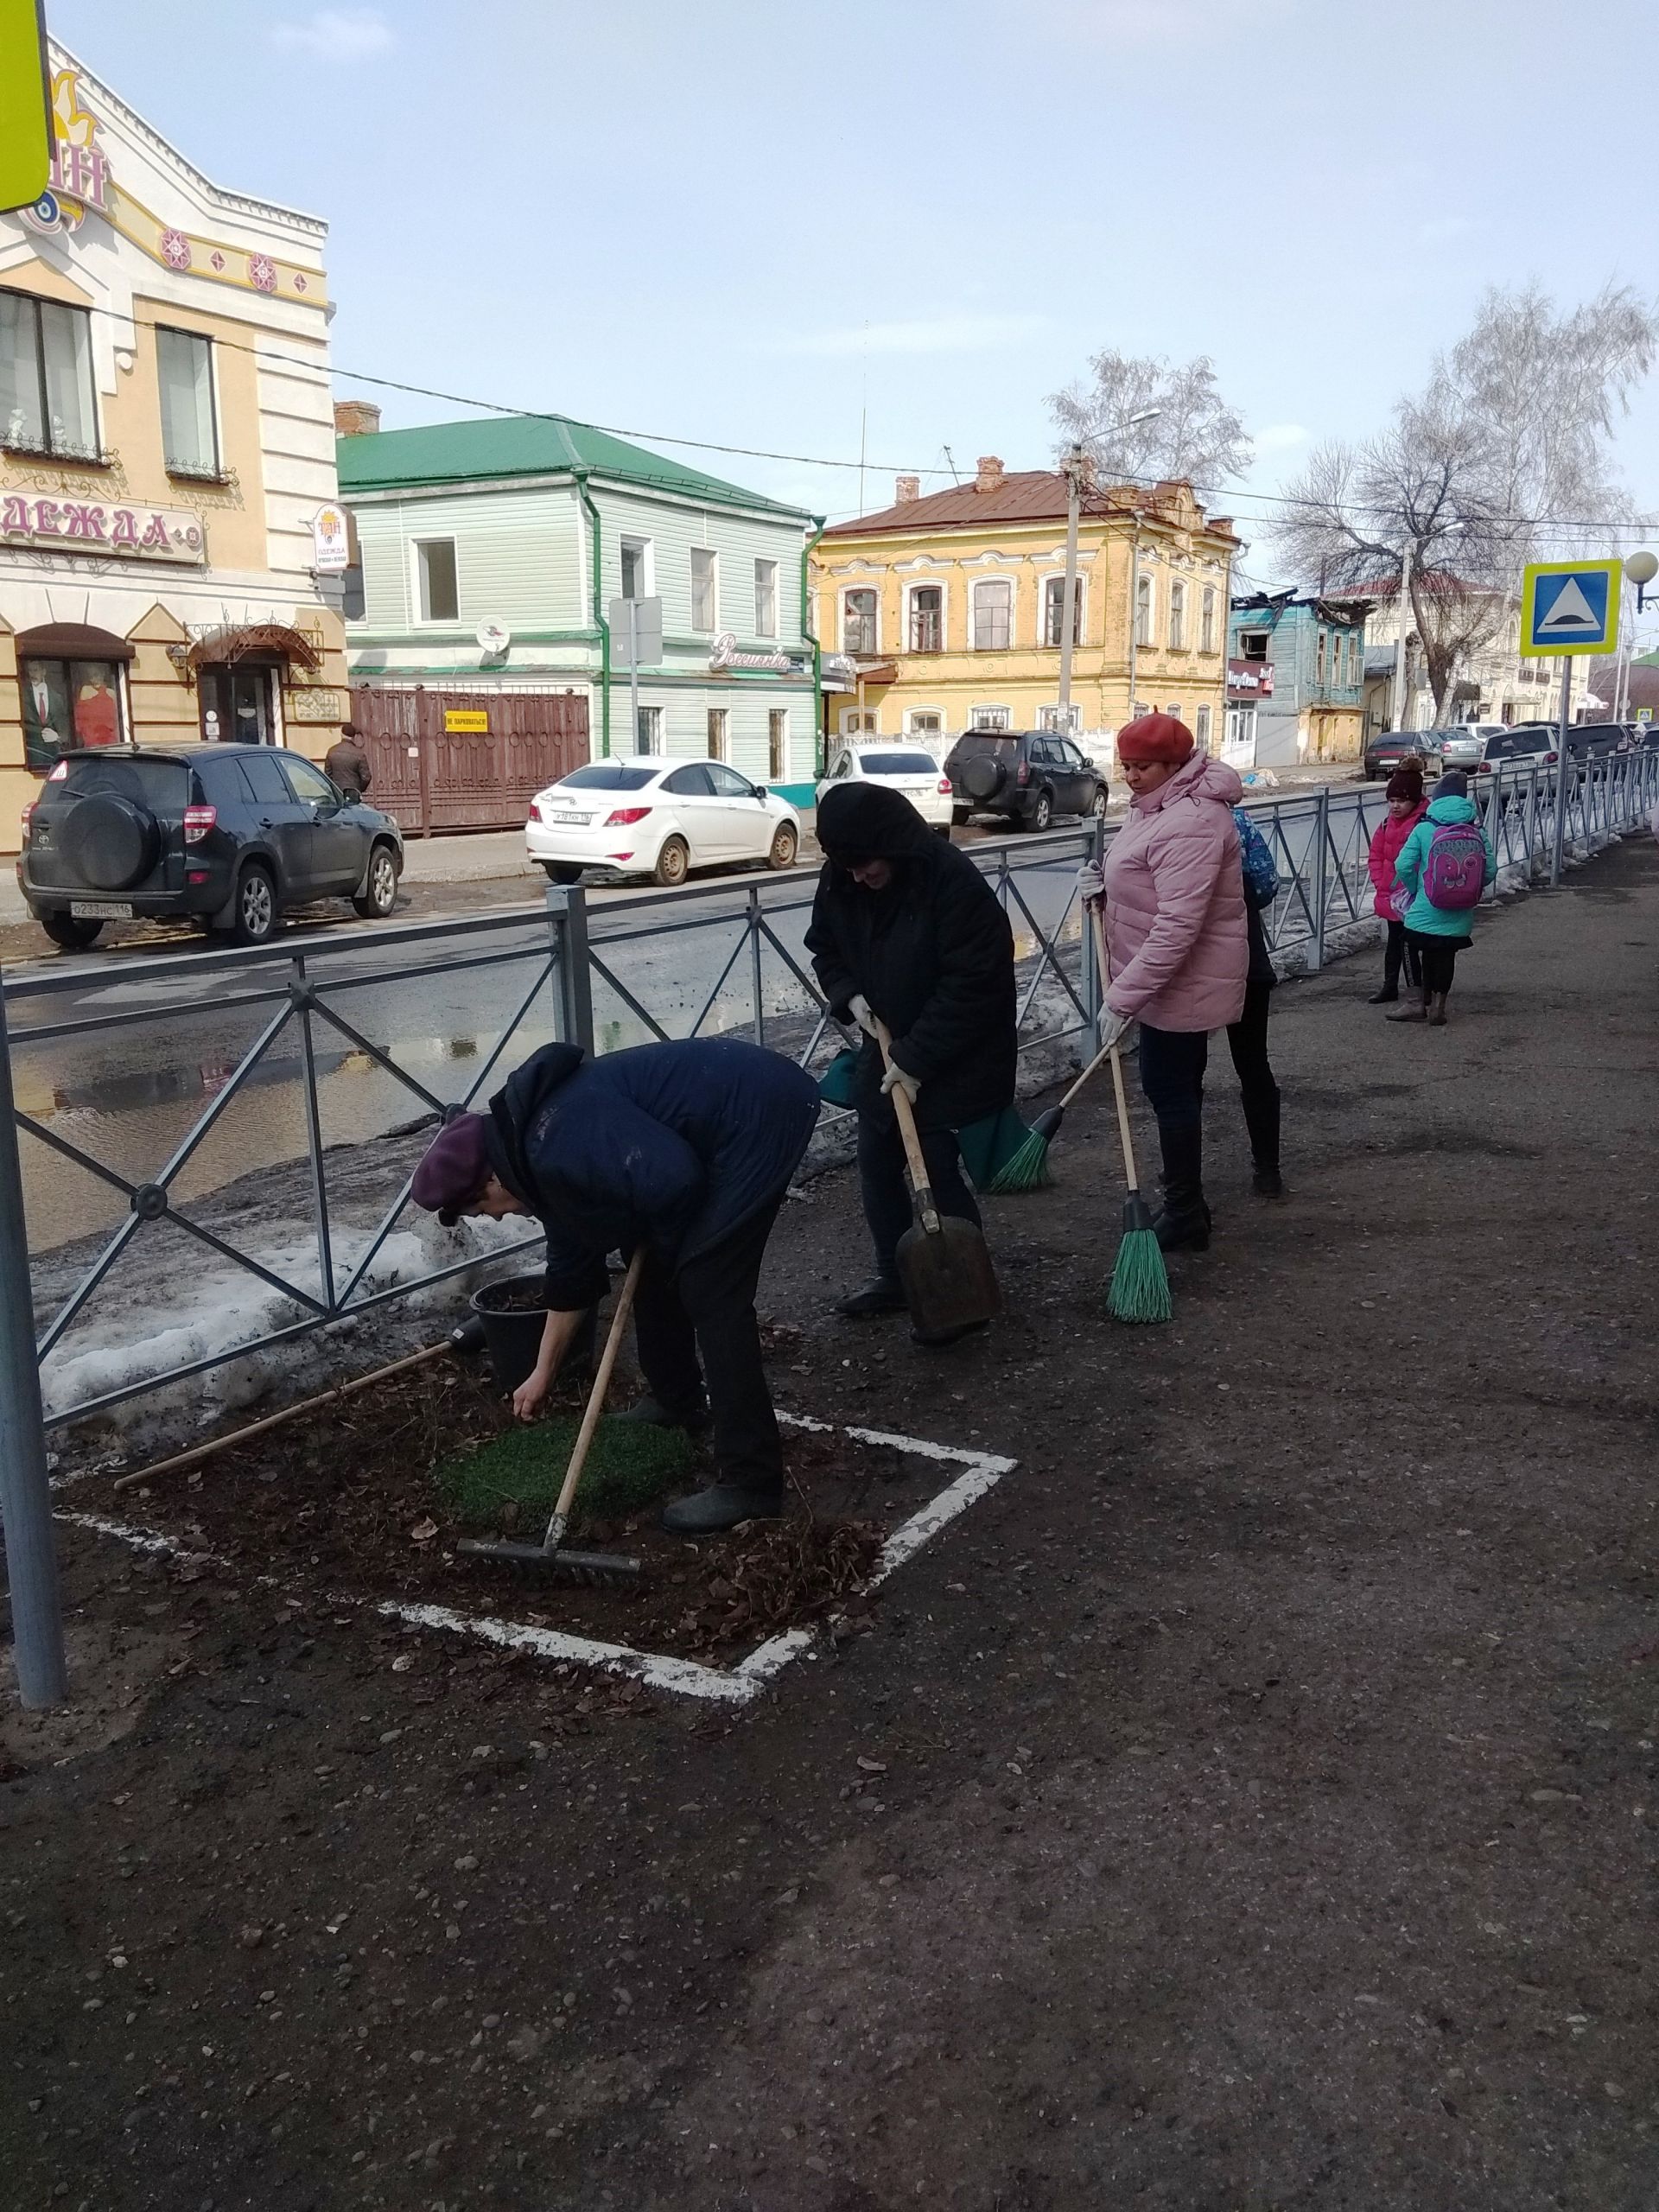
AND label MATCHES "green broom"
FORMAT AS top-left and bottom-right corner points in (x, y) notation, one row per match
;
(1104, 1036), (1170, 1324)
